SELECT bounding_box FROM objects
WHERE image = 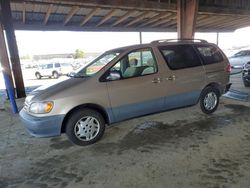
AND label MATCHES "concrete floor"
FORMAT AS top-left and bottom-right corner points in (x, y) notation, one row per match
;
(1, 74), (250, 188)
